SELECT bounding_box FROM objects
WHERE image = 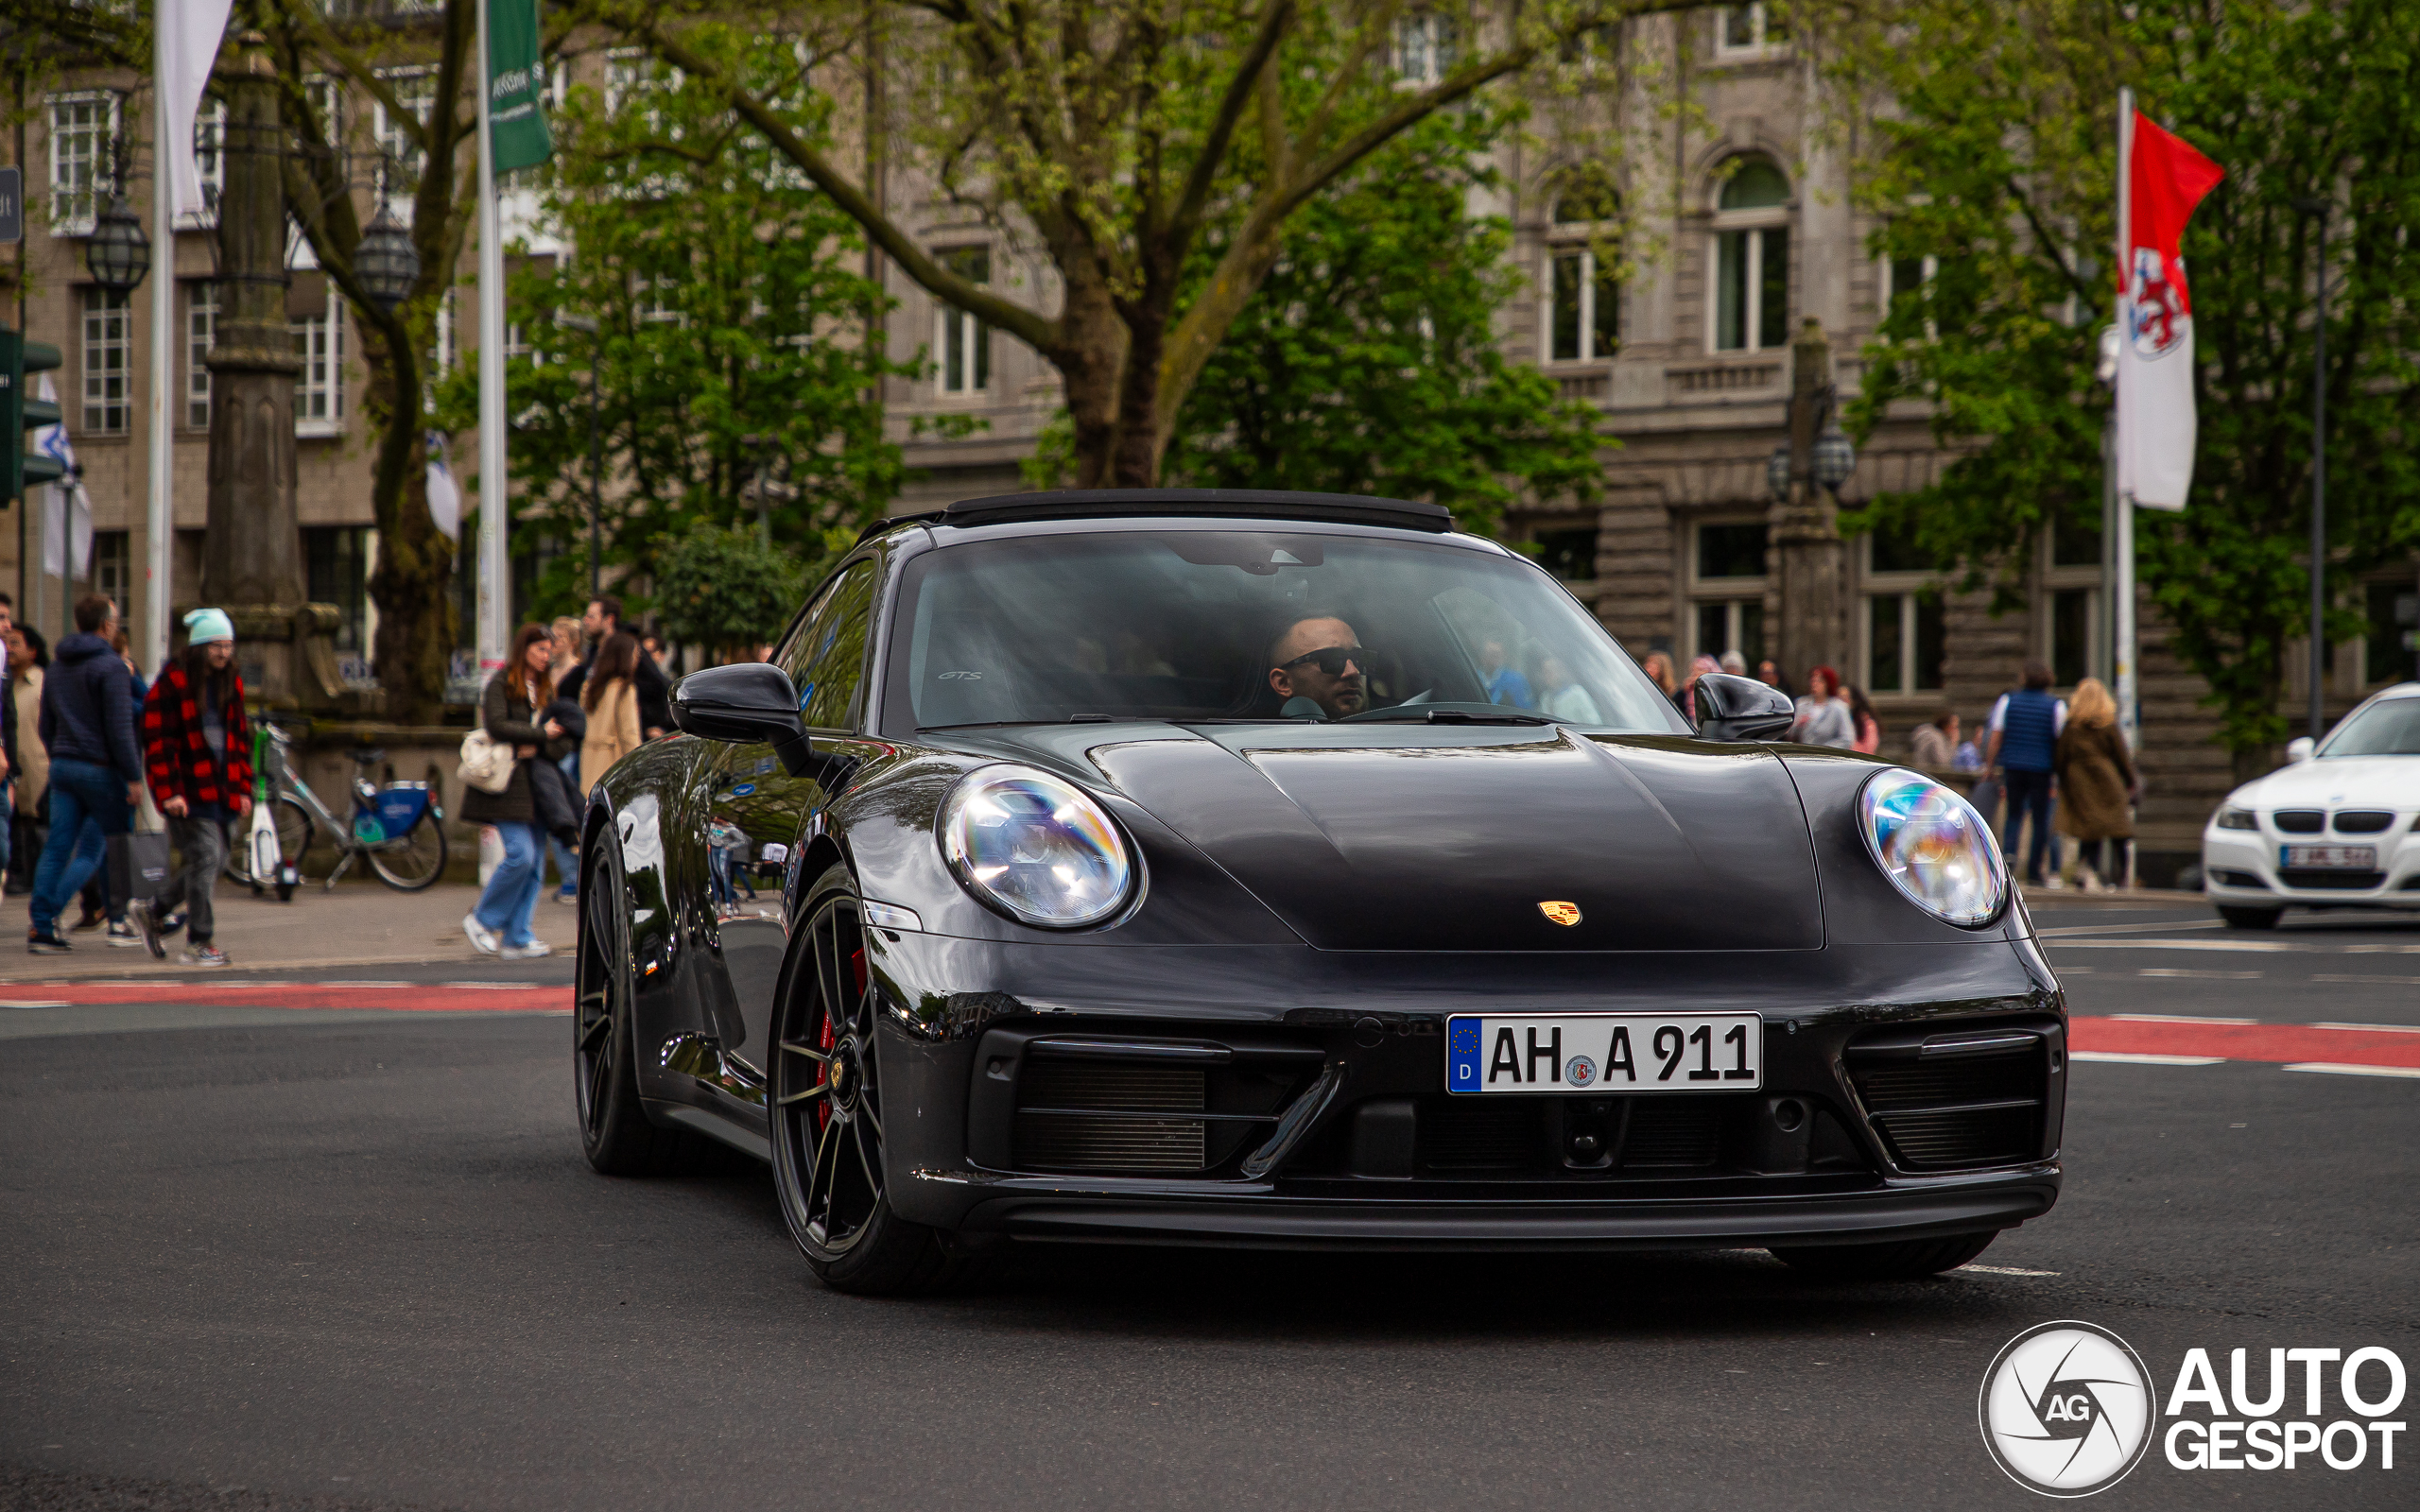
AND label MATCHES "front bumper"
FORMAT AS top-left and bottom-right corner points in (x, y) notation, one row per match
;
(2203, 826), (2420, 908)
(863, 931), (2068, 1250)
